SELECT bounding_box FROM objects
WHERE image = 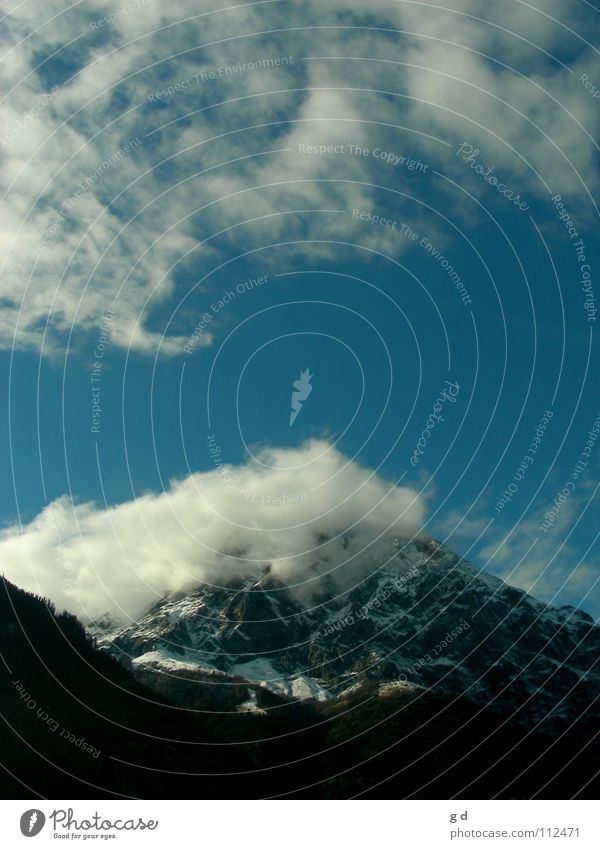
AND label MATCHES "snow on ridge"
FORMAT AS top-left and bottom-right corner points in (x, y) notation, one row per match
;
(131, 648), (220, 675)
(231, 658), (331, 702)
